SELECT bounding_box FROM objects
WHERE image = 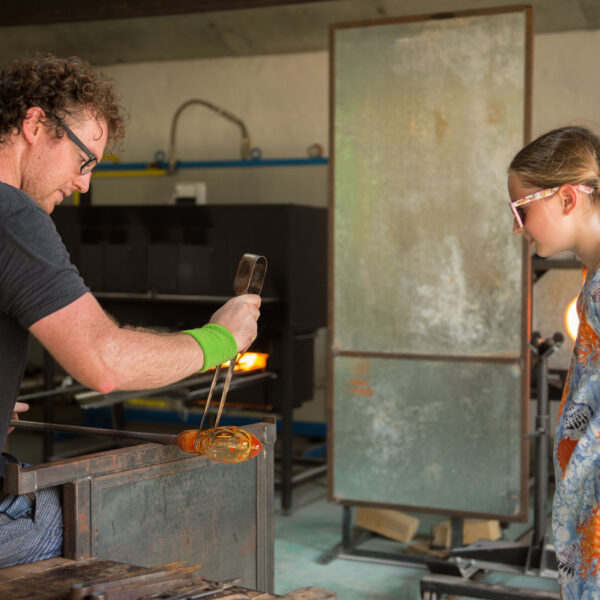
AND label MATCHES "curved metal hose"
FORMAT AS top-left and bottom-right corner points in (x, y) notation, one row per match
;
(167, 99), (251, 174)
